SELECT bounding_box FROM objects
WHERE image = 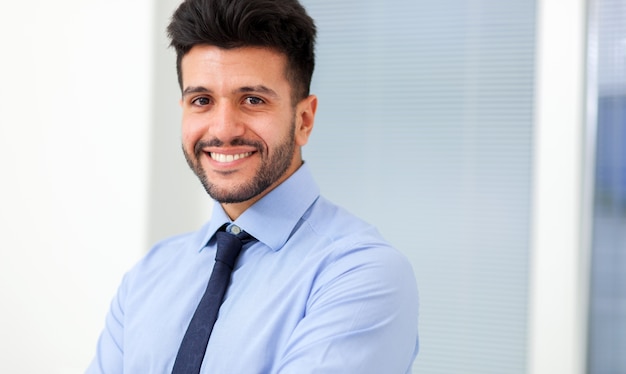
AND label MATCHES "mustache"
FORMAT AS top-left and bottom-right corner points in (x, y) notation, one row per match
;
(194, 137), (263, 156)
